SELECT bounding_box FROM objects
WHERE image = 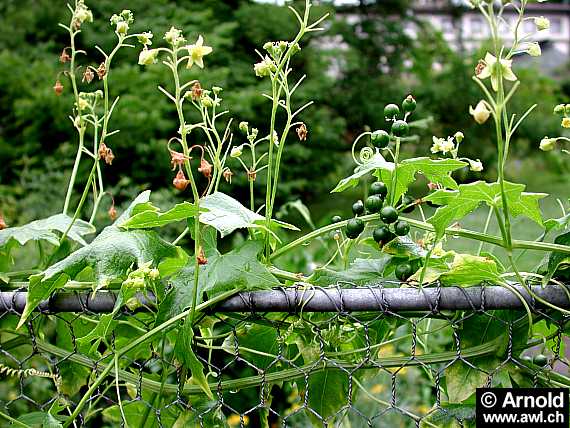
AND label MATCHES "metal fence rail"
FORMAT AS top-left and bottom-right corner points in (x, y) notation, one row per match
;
(0, 284), (569, 314)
